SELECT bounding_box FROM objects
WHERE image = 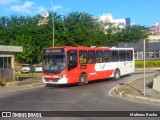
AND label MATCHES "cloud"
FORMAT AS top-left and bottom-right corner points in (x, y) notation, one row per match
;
(0, 0), (18, 5)
(36, 6), (47, 14)
(11, 1), (35, 14)
(53, 5), (62, 11)
(10, 1), (48, 15)
(9, 1), (63, 15)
